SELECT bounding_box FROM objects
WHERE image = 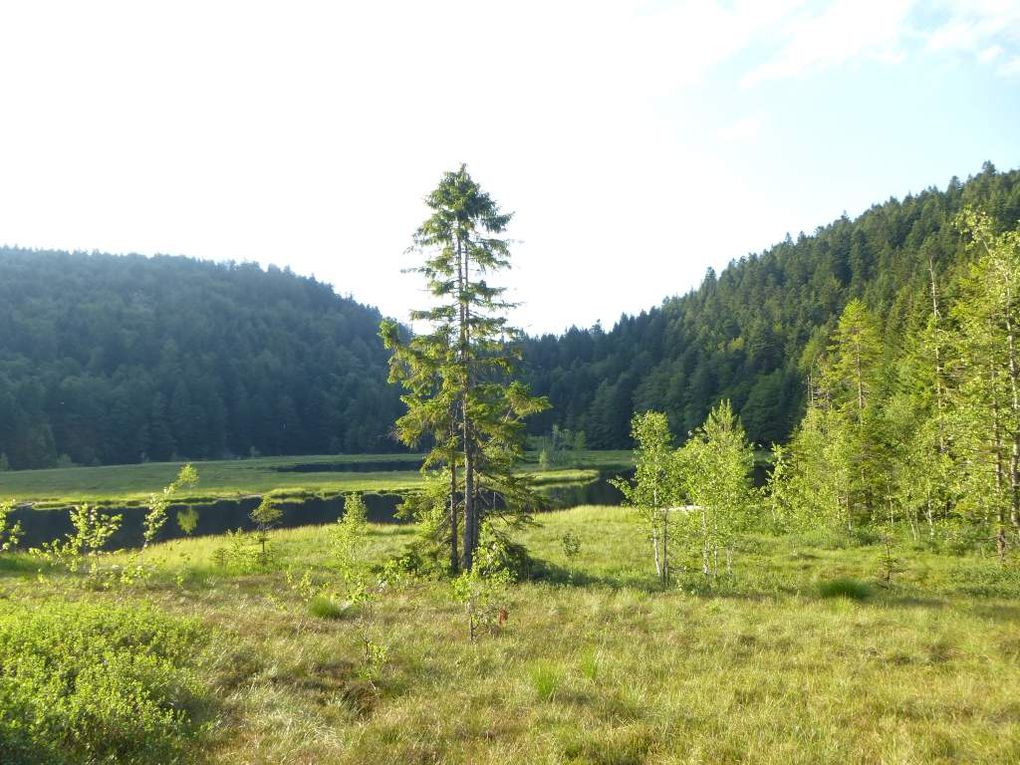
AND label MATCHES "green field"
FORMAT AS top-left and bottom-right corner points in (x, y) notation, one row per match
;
(2, 505), (1019, 763)
(0, 451), (633, 509)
